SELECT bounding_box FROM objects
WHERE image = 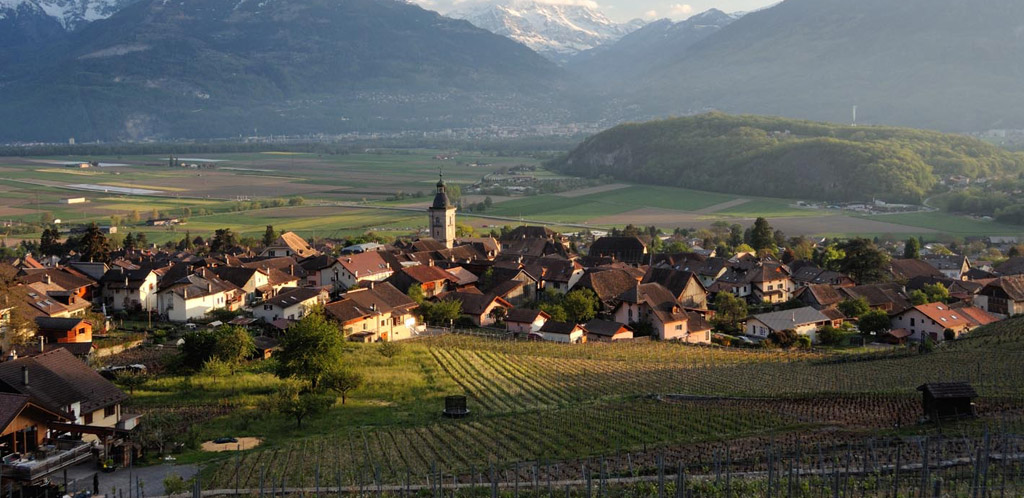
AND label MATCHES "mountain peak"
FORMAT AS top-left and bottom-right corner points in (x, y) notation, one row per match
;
(450, 0), (644, 63)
